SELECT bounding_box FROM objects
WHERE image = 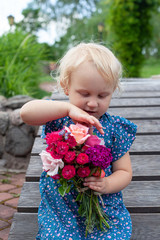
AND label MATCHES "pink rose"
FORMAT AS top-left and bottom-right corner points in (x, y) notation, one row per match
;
(77, 166), (91, 178)
(65, 123), (90, 144)
(40, 150), (64, 176)
(62, 165), (76, 179)
(85, 135), (104, 147)
(76, 153), (89, 165)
